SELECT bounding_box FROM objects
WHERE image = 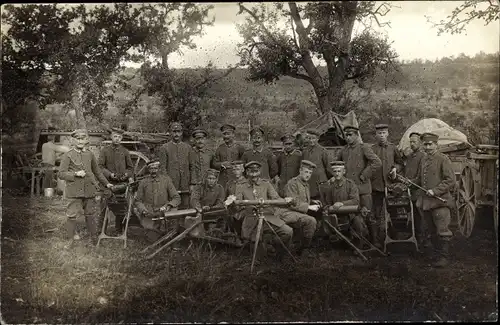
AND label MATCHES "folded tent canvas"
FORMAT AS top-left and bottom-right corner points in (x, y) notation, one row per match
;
(398, 118), (472, 157)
